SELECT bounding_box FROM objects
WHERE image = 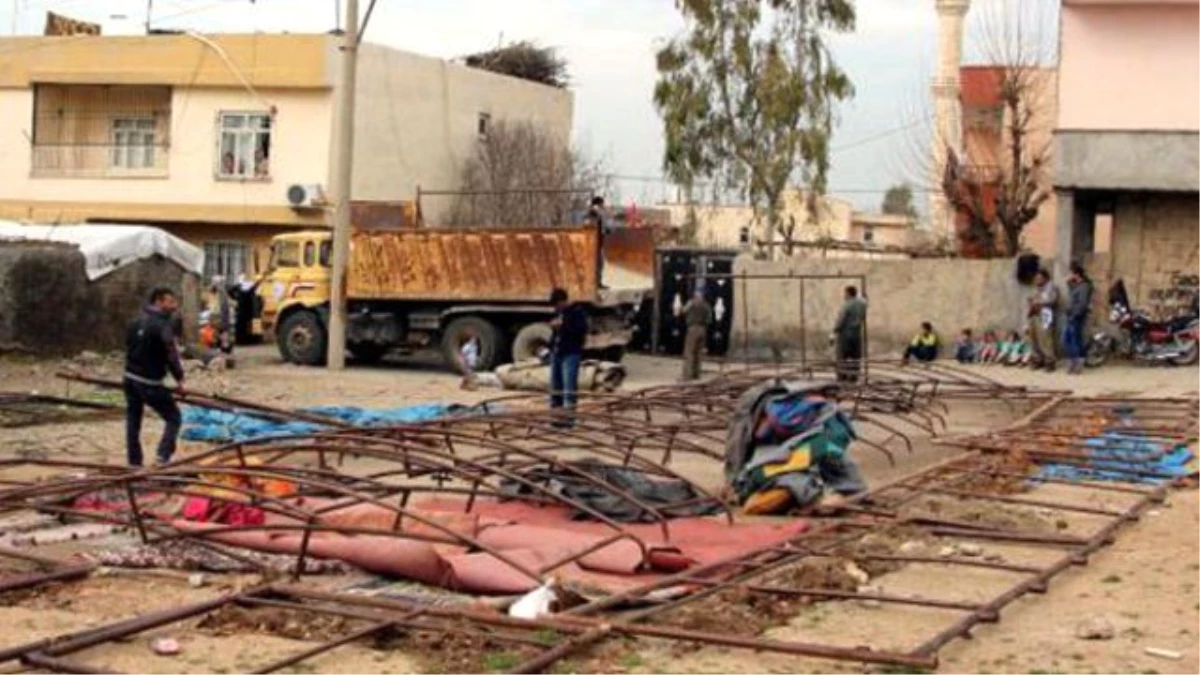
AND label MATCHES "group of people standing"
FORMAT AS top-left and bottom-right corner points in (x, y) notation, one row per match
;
(1026, 263), (1095, 374)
